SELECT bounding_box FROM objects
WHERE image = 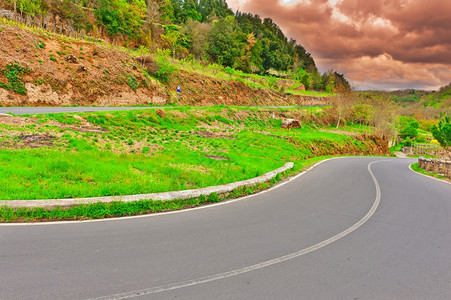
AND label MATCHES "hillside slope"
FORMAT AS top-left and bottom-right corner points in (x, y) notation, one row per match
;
(0, 21), (330, 107)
